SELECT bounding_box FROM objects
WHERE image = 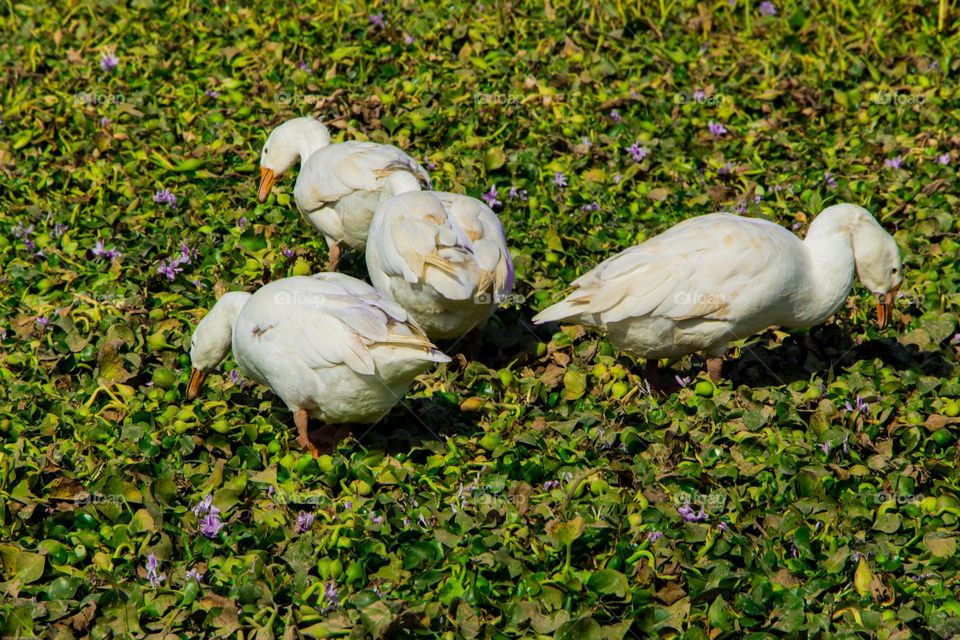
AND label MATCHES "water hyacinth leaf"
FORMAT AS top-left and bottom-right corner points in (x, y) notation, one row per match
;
(586, 568), (630, 599)
(924, 535), (957, 558)
(0, 547), (45, 585)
